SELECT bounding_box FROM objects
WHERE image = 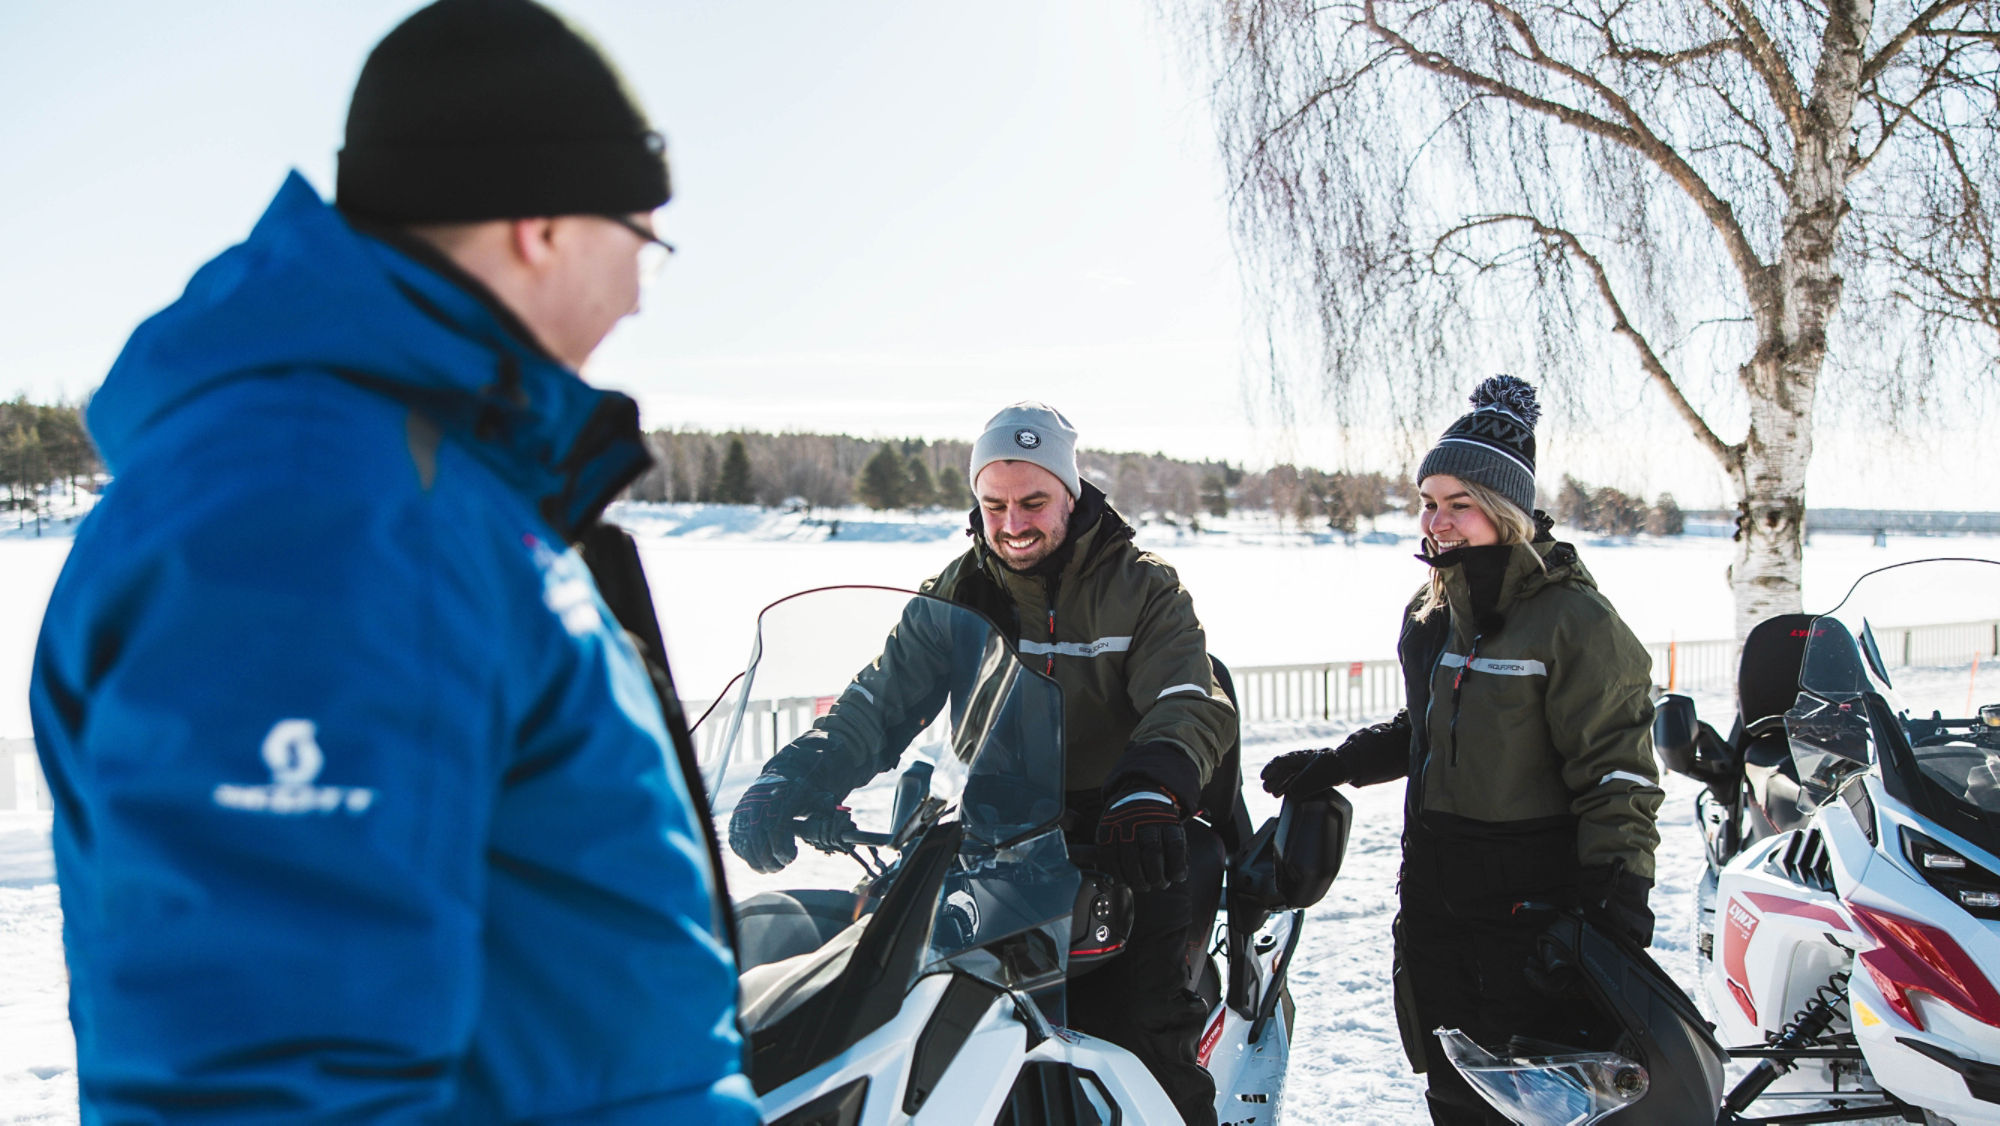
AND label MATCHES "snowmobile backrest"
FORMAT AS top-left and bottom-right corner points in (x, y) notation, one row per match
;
(1739, 613), (1821, 731)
